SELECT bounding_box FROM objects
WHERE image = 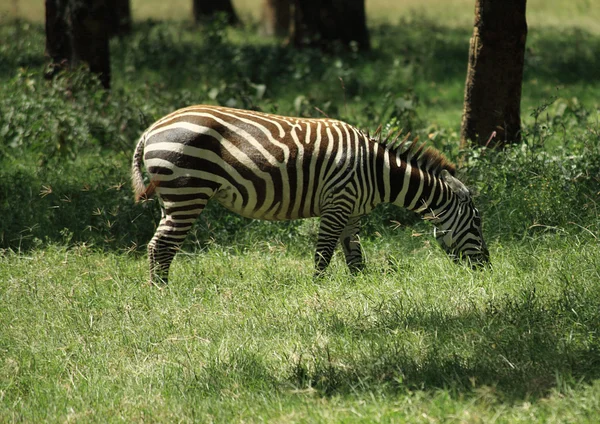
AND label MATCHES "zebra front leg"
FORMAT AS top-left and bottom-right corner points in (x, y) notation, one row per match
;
(314, 209), (351, 278)
(340, 216), (364, 274)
